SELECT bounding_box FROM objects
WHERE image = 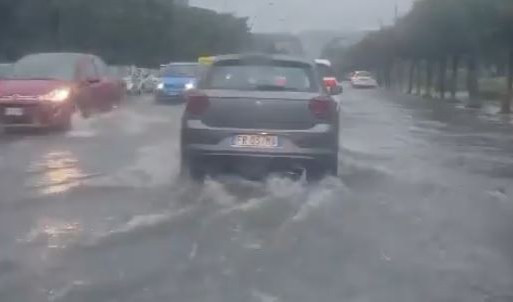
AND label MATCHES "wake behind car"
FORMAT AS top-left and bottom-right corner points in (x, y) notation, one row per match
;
(0, 53), (123, 130)
(155, 63), (200, 103)
(181, 54), (341, 181)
